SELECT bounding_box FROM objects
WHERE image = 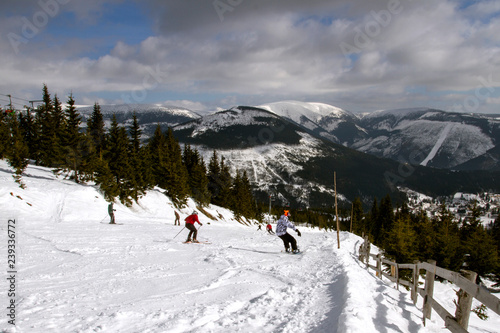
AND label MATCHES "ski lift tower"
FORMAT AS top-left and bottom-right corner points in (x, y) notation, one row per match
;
(268, 193), (274, 223)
